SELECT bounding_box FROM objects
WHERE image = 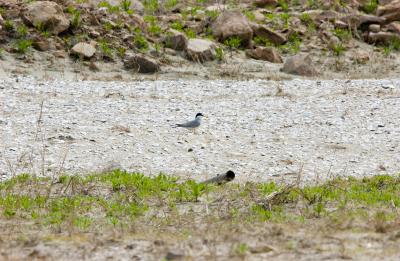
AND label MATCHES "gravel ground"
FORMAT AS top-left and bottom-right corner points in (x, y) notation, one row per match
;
(1, 76), (400, 183)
